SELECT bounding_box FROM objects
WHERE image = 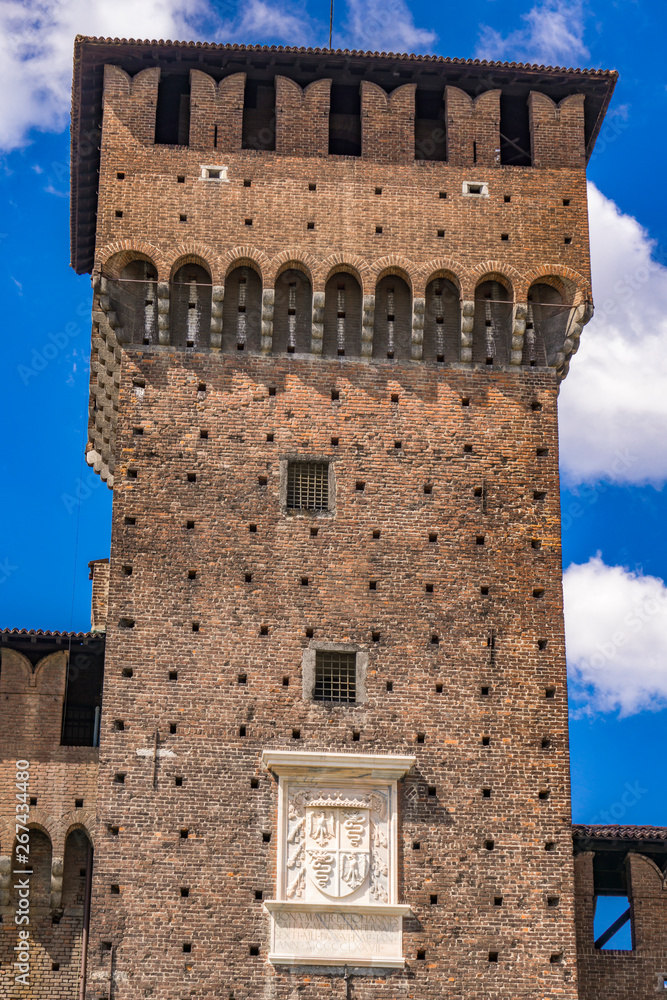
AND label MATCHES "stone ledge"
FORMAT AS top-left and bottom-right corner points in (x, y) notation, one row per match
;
(261, 750), (415, 779)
